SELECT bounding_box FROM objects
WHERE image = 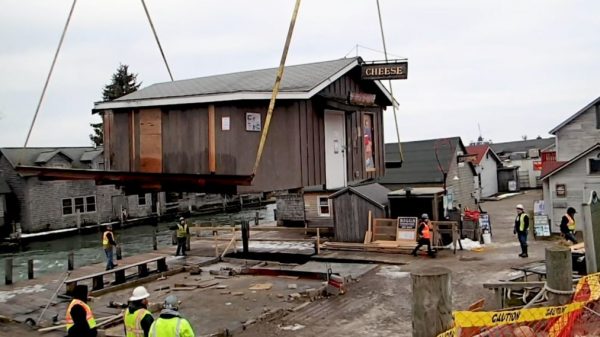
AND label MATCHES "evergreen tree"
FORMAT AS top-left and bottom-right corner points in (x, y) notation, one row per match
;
(90, 64), (141, 146)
